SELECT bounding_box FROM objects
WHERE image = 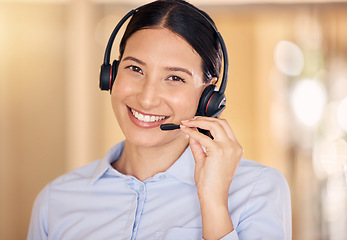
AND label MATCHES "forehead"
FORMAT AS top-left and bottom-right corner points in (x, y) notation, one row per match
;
(122, 28), (203, 71)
